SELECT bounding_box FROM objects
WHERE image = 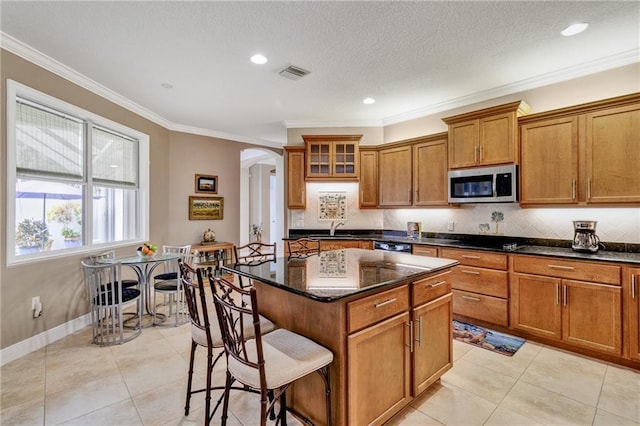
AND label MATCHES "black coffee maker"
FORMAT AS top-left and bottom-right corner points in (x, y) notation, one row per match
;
(572, 220), (603, 253)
